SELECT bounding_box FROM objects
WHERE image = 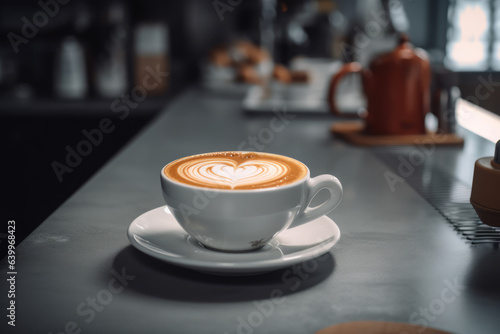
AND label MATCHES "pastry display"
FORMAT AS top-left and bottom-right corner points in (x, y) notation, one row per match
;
(203, 40), (312, 90)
